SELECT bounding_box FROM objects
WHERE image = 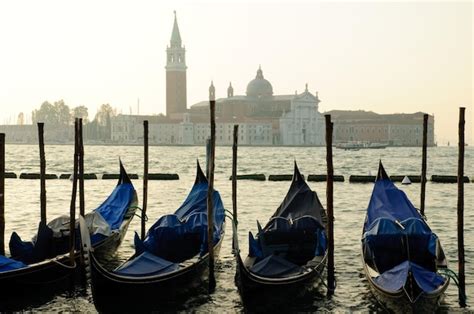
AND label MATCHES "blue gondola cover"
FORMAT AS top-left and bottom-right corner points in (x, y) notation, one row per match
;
(373, 261), (445, 293)
(363, 163), (444, 294)
(135, 177), (225, 263)
(0, 255), (27, 272)
(8, 179), (135, 265)
(114, 252), (179, 277)
(250, 254), (302, 278)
